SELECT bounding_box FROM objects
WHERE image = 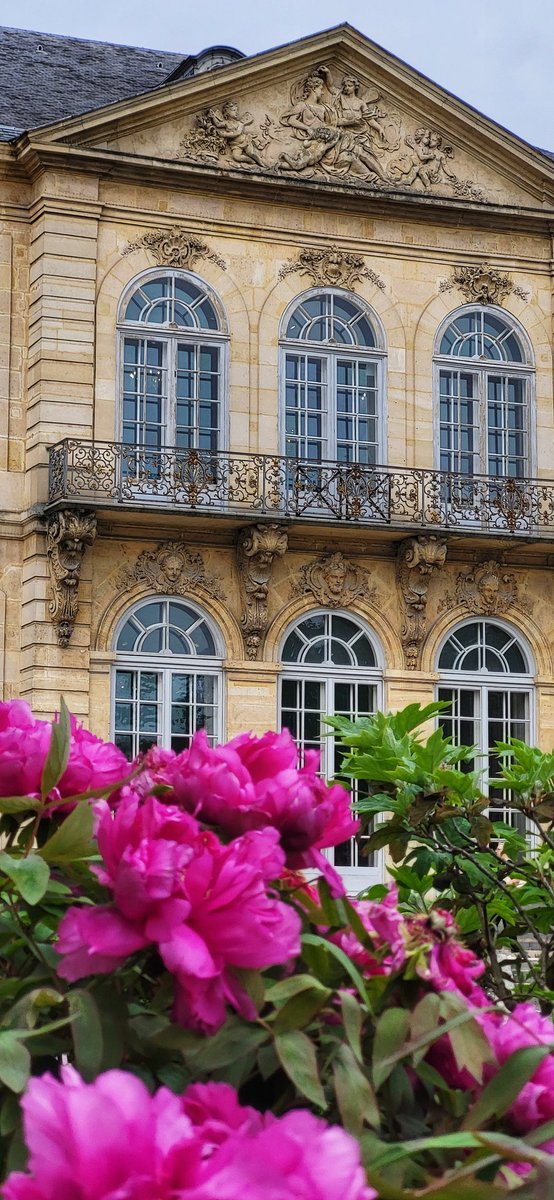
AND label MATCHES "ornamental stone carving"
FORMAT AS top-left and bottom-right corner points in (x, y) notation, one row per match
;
(46, 509), (97, 647)
(177, 66), (486, 201)
(397, 535), (447, 670)
(123, 228), (226, 270)
(439, 262), (529, 305)
(279, 246), (385, 290)
(291, 551), (375, 608)
(439, 559), (529, 617)
(237, 524), (288, 659)
(116, 541), (223, 599)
